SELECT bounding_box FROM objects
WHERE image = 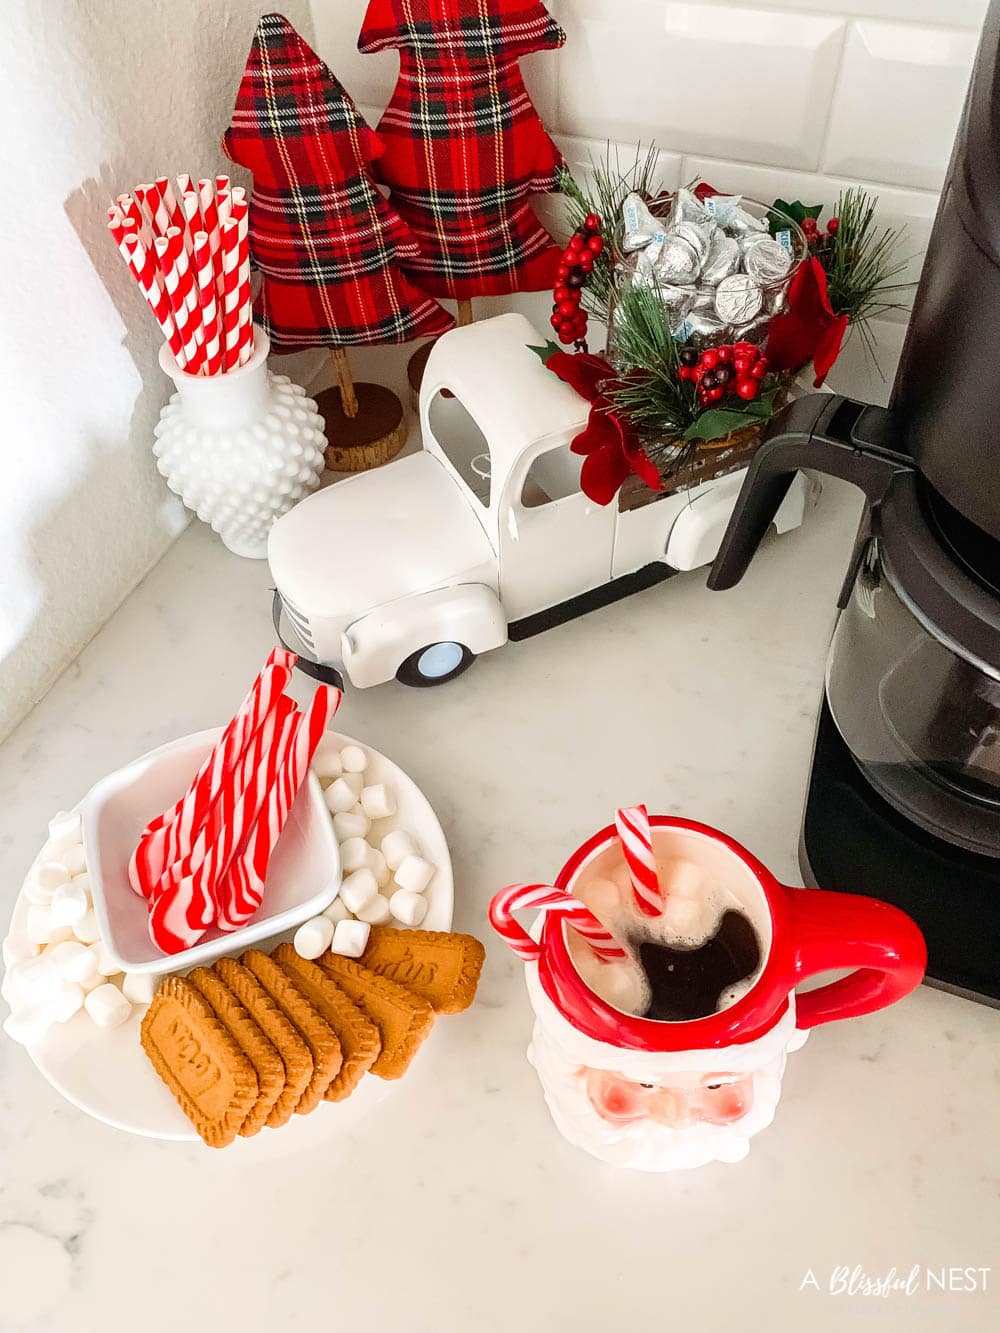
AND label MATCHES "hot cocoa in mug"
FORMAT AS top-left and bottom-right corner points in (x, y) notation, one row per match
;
(490, 812), (926, 1172)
